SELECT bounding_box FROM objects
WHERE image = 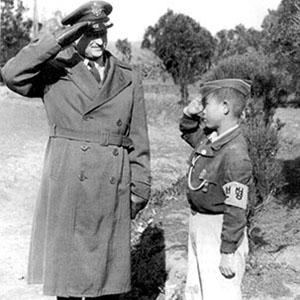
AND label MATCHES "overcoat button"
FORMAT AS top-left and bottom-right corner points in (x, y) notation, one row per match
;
(83, 115), (94, 121)
(113, 148), (119, 156)
(110, 176), (116, 184)
(81, 145), (90, 151)
(200, 149), (207, 155)
(78, 171), (87, 181)
(116, 119), (123, 127)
